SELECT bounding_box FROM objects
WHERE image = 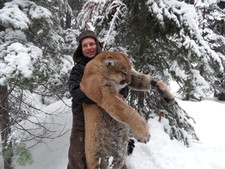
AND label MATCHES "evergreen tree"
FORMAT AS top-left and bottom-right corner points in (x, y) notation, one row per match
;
(0, 0), (74, 167)
(198, 0), (225, 100)
(121, 0), (200, 145)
